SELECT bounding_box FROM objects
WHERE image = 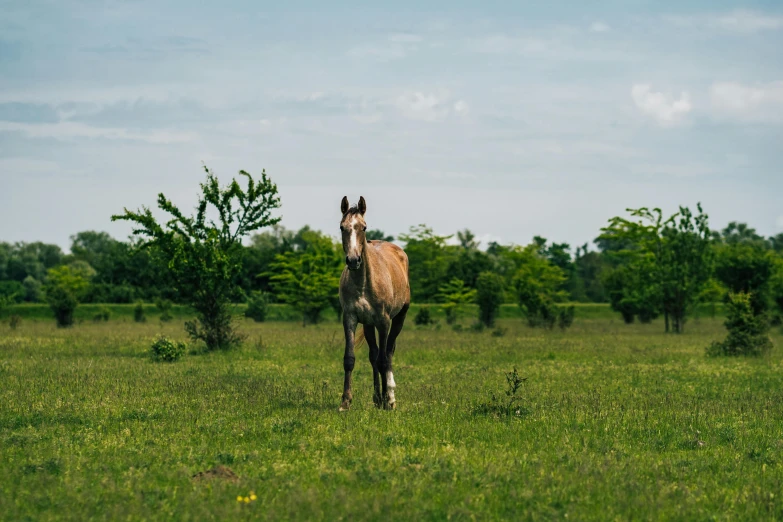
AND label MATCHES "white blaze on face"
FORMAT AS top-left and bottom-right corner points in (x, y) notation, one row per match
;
(346, 215), (364, 260)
